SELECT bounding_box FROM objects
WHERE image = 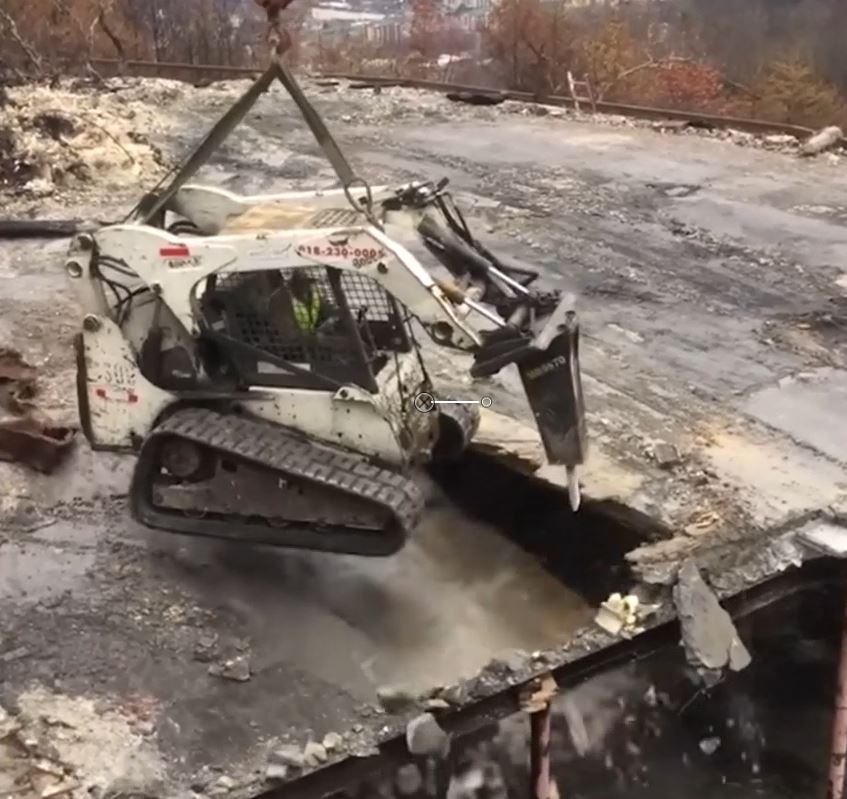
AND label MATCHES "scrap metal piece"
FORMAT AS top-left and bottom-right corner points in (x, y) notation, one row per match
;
(673, 559), (752, 674)
(0, 418), (75, 473)
(828, 579), (847, 799)
(520, 673), (557, 799)
(519, 672), (558, 714)
(0, 347), (75, 473)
